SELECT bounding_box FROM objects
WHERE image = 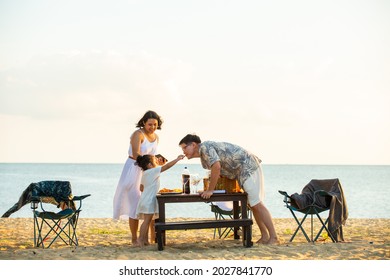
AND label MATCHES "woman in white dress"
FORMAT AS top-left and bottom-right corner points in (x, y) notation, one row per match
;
(113, 110), (163, 244)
